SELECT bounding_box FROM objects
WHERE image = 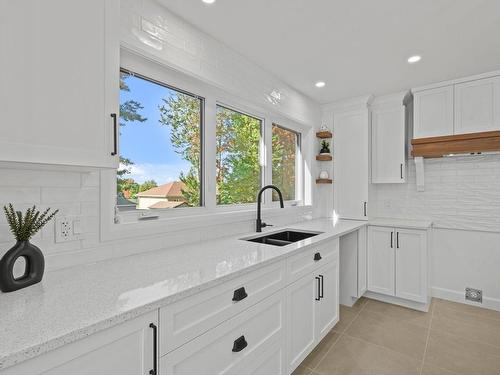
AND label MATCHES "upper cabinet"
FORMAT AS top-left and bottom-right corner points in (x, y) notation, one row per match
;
(413, 85), (454, 138)
(0, 0), (120, 168)
(371, 93), (407, 184)
(454, 76), (500, 135)
(333, 97), (371, 220)
(413, 72), (500, 139)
